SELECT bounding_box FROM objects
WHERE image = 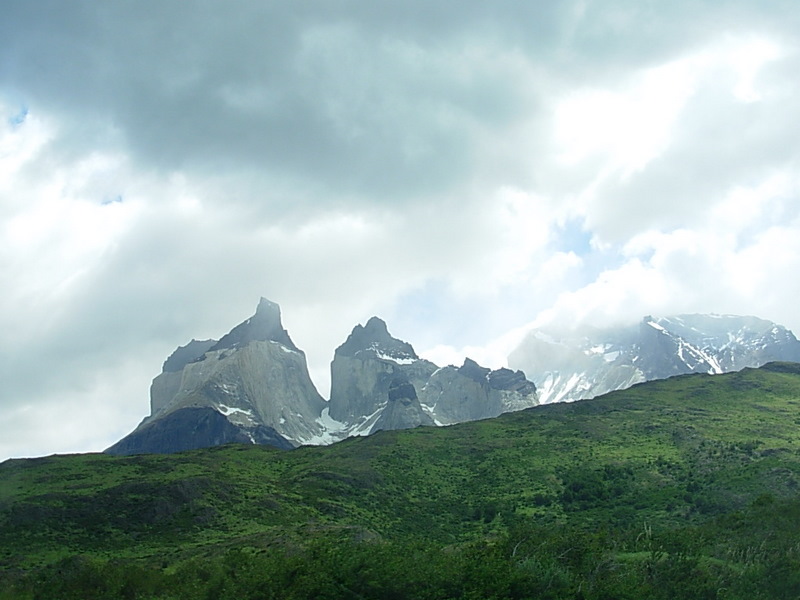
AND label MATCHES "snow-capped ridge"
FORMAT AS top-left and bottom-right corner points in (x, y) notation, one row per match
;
(510, 313), (800, 405)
